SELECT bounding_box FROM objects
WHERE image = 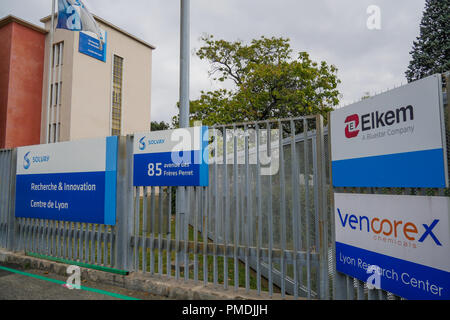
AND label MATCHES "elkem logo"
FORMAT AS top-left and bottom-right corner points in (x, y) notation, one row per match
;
(139, 137), (146, 151)
(23, 152), (31, 170)
(345, 114), (360, 138)
(337, 208), (442, 246)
